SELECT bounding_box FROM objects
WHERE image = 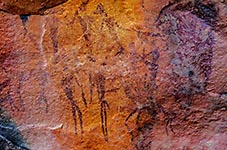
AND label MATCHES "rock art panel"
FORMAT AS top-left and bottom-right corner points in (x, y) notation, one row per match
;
(0, 0), (227, 150)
